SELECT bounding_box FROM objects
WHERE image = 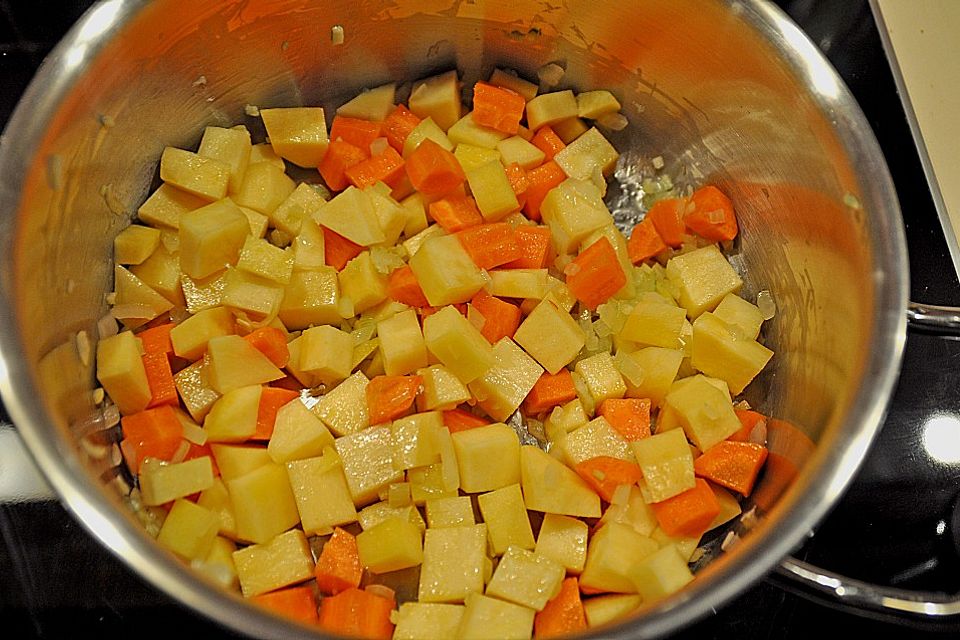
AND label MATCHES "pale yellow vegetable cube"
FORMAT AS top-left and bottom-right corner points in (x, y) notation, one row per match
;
(227, 463), (300, 543)
(249, 142), (286, 169)
(338, 251), (388, 313)
(540, 178), (613, 253)
(260, 106), (329, 168)
(376, 308), (427, 376)
(268, 399), (334, 463)
(178, 198), (249, 279)
(284, 336), (321, 388)
(314, 371), (369, 436)
(520, 445), (600, 518)
(392, 411), (442, 470)
(582, 594), (642, 628)
(179, 269), (226, 314)
(358, 501), (426, 533)
(279, 268), (342, 330)
(580, 522), (658, 593)
(112, 265), (173, 330)
(232, 161), (296, 215)
(210, 444), (271, 481)
(137, 183), (207, 229)
(663, 374), (741, 451)
(619, 301), (687, 349)
(451, 424), (520, 493)
(403, 117), (455, 157)
(576, 90), (622, 119)
(448, 112), (509, 149)
(140, 456), (215, 506)
(409, 70), (462, 131)
(314, 186), (385, 246)
(400, 192), (429, 237)
(555, 127), (619, 180)
(337, 83), (396, 121)
(198, 125), (252, 194)
(458, 593), (535, 640)
(221, 269), (284, 320)
(418, 524), (487, 603)
(197, 477), (238, 538)
(393, 603), (465, 640)
(631, 429), (695, 503)
(709, 485), (743, 532)
(525, 90), (578, 131)
(454, 144), (501, 173)
(489, 68), (539, 101)
(409, 462), (458, 504)
(422, 305), (493, 384)
(691, 312), (773, 395)
(477, 483), (534, 555)
(334, 425), (403, 506)
(236, 236), (294, 285)
(239, 205), (270, 238)
(561, 416), (634, 466)
(195, 536), (239, 589)
(620, 347), (684, 406)
(232, 529), (315, 597)
(413, 234), (487, 306)
(160, 147), (230, 201)
(291, 218), (326, 271)
(114, 224), (160, 265)
(356, 516), (424, 574)
(543, 398), (589, 438)
(466, 160), (518, 221)
(298, 324), (353, 385)
(468, 338), (543, 422)
(286, 451), (357, 535)
(599, 485), (658, 537)
(204, 385), (261, 443)
(388, 482), (413, 508)
(486, 268), (549, 299)
(628, 544), (694, 602)
(173, 356), (220, 421)
(425, 496), (475, 528)
(130, 244), (185, 307)
(665, 244), (743, 318)
(535, 513), (589, 574)
(266, 182), (325, 236)
(402, 223), (446, 259)
(575, 352), (626, 406)
(496, 135), (545, 170)
(206, 334), (283, 393)
(95, 330), (150, 415)
(513, 300), (585, 374)
(486, 547), (565, 611)
(367, 186), (407, 247)
(156, 499), (219, 561)
(552, 117), (590, 143)
(713, 292), (764, 340)
(649, 525), (702, 561)
(419, 365), (471, 410)
(436, 427), (461, 494)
